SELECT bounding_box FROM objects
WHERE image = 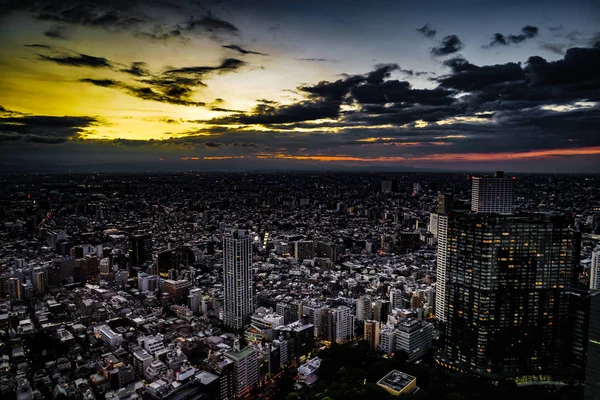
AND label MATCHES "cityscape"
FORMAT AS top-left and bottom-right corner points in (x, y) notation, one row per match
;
(0, 172), (598, 399)
(1, 0), (600, 399)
